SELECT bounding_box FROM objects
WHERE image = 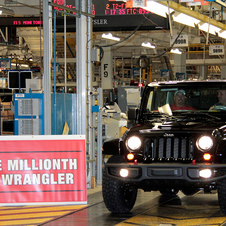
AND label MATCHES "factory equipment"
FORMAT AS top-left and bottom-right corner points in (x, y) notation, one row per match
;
(14, 93), (44, 135)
